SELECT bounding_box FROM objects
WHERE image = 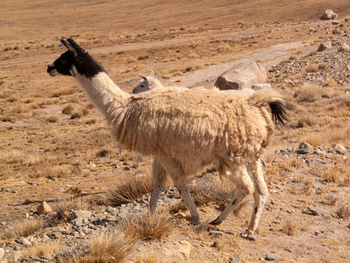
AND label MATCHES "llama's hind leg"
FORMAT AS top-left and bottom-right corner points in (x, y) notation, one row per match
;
(150, 159), (167, 213)
(246, 159), (268, 235)
(210, 165), (254, 226)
